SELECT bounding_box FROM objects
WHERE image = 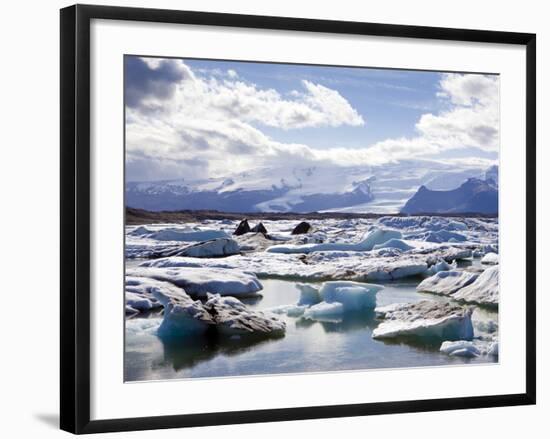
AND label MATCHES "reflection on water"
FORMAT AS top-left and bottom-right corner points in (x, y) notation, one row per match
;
(125, 278), (498, 382)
